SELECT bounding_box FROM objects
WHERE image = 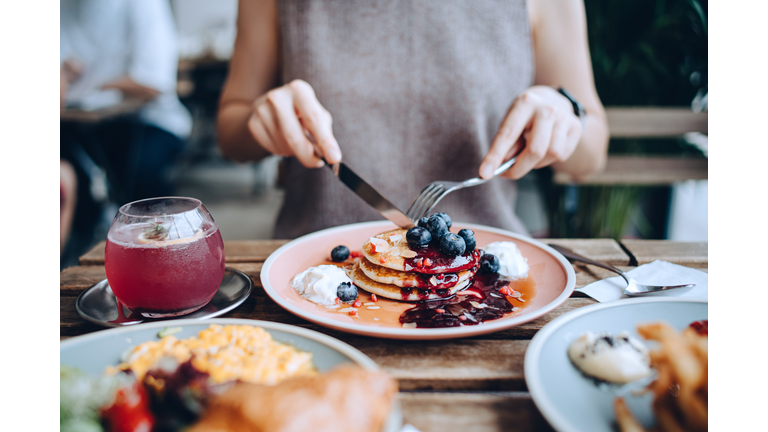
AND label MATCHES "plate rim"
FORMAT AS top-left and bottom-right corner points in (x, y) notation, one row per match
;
(260, 220), (576, 339)
(75, 267), (254, 328)
(523, 297), (709, 432)
(60, 317), (379, 371)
